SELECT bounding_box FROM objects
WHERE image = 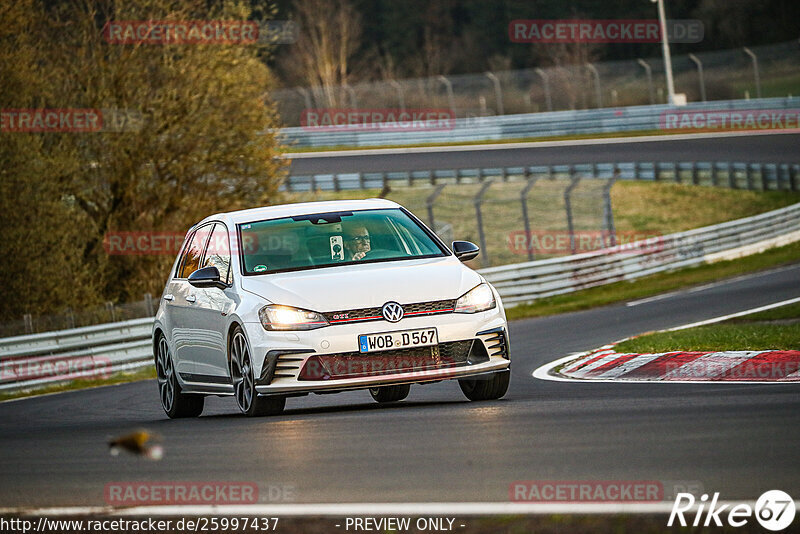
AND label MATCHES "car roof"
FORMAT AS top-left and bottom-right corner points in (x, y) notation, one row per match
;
(200, 198), (402, 227)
